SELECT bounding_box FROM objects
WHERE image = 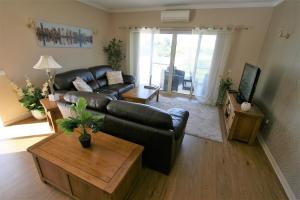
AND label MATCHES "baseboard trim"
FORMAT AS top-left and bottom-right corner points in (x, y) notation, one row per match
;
(3, 112), (31, 126)
(258, 135), (296, 200)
